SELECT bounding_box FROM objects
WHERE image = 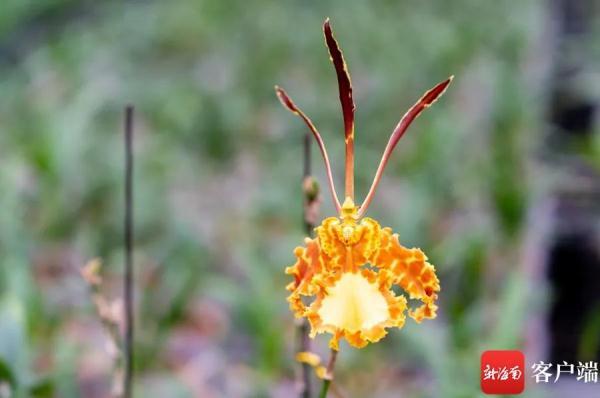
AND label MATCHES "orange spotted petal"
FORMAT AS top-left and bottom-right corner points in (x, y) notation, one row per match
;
(370, 227), (441, 322)
(286, 203), (439, 349)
